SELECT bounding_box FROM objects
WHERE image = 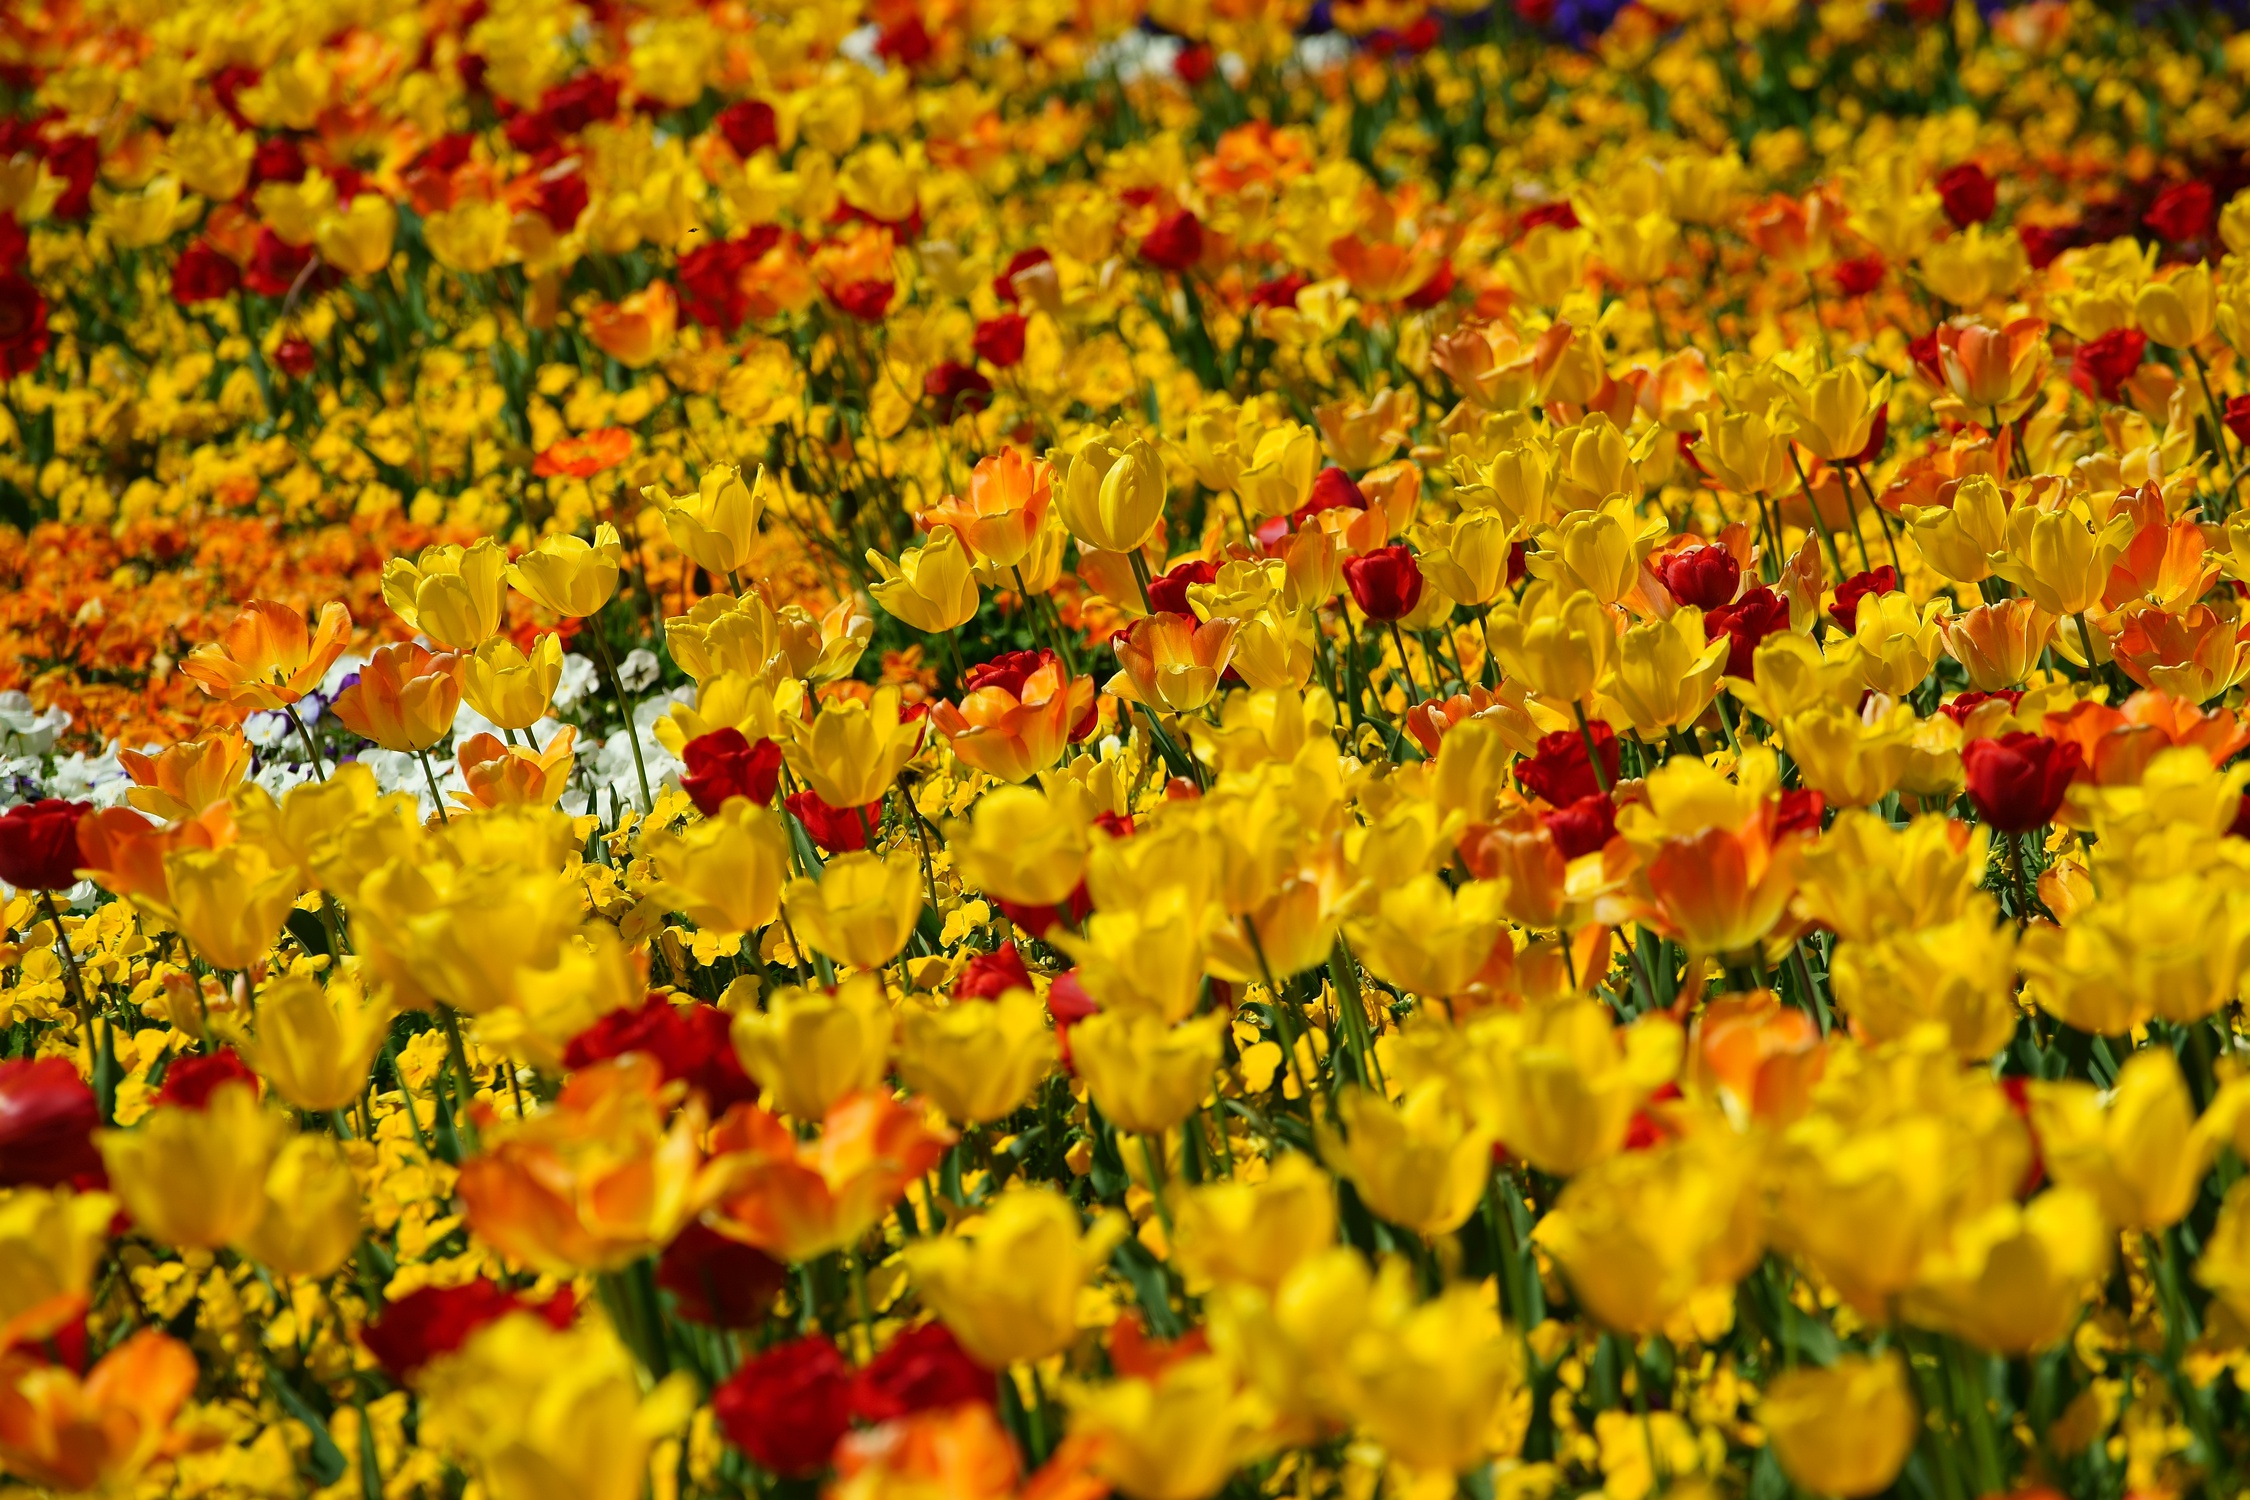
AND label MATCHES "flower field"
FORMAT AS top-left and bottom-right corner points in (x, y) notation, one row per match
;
(6, 0), (2250, 1496)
